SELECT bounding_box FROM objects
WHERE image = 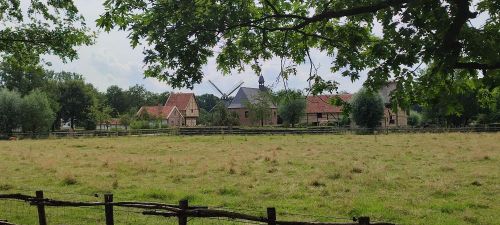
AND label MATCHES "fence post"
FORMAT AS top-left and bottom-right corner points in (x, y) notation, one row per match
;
(104, 194), (114, 225)
(178, 199), (188, 225)
(358, 216), (370, 225)
(267, 207), (276, 225)
(35, 191), (47, 225)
